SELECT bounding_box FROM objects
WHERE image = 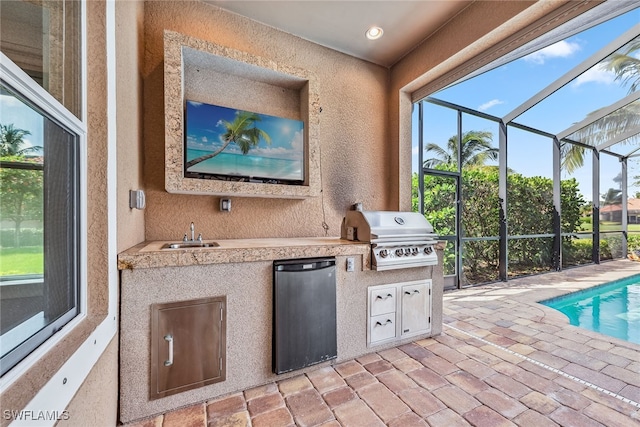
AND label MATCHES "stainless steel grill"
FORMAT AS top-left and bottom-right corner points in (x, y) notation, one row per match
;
(341, 209), (438, 271)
